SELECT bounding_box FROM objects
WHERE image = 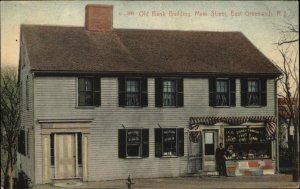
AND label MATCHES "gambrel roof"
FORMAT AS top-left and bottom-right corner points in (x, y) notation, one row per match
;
(21, 25), (281, 77)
